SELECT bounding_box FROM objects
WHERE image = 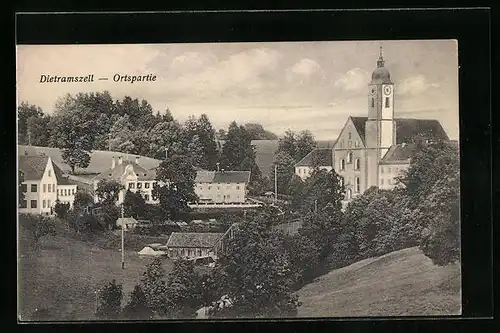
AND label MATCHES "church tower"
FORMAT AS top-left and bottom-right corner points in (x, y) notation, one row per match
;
(365, 45), (396, 188)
